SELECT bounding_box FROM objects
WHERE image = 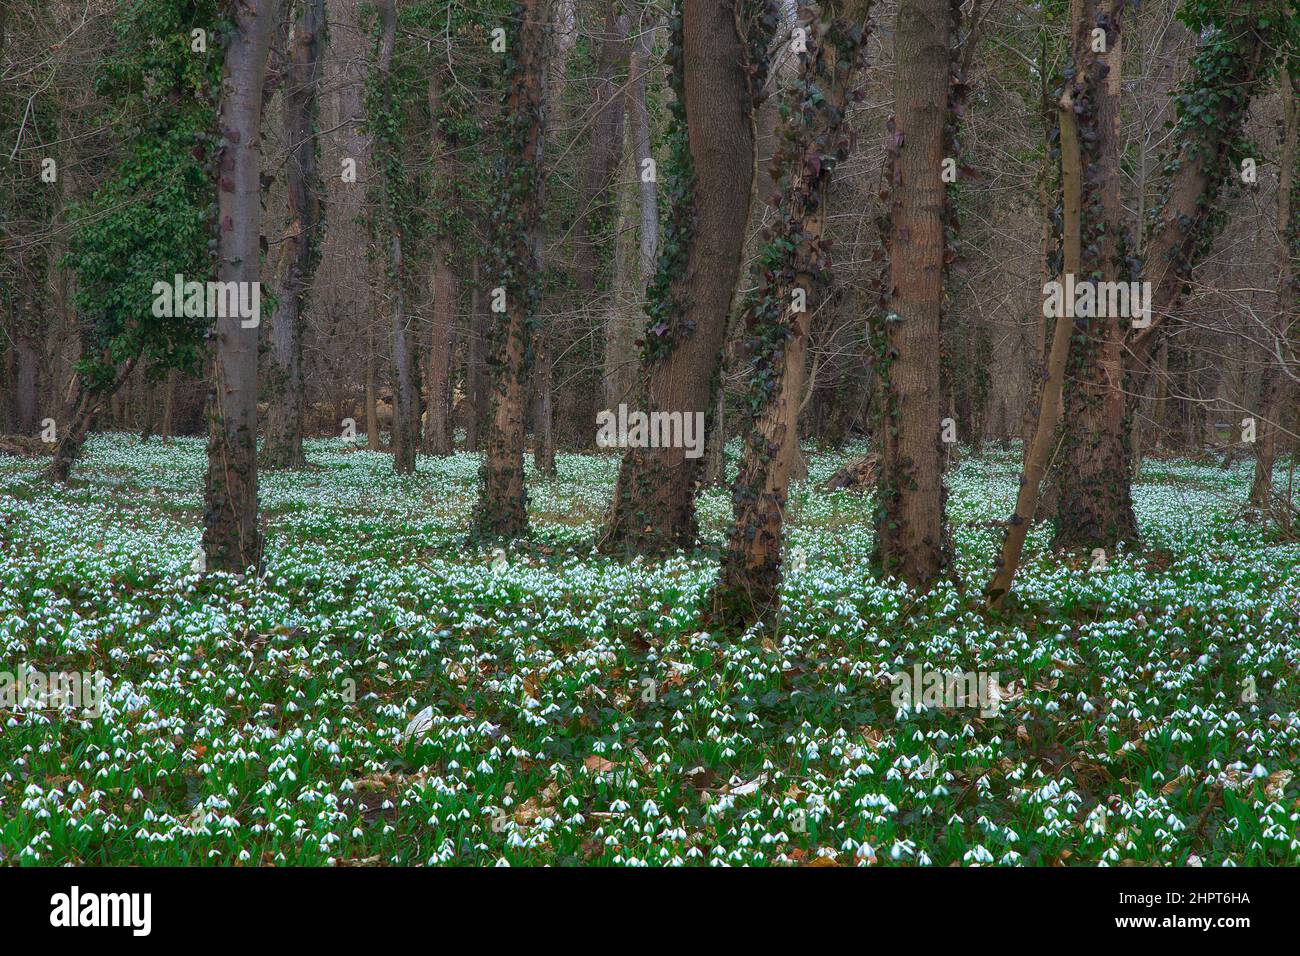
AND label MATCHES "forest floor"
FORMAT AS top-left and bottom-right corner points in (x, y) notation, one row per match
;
(1, 434), (1298, 866)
